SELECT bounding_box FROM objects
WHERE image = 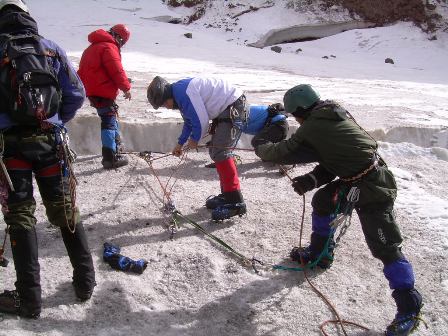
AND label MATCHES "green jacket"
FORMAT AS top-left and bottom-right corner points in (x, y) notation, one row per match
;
(255, 101), (397, 205)
(256, 101), (377, 178)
